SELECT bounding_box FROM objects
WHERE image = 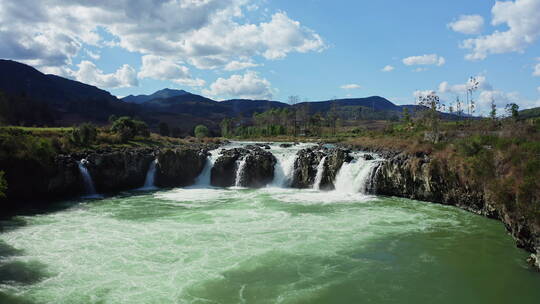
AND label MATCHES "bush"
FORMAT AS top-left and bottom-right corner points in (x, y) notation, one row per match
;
(111, 116), (149, 142)
(194, 125), (209, 138)
(159, 122), (170, 137)
(71, 123), (97, 146)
